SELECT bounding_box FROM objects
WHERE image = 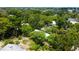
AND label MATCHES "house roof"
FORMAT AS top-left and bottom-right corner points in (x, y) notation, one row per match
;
(68, 18), (79, 22)
(1, 44), (25, 51)
(68, 18), (79, 24)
